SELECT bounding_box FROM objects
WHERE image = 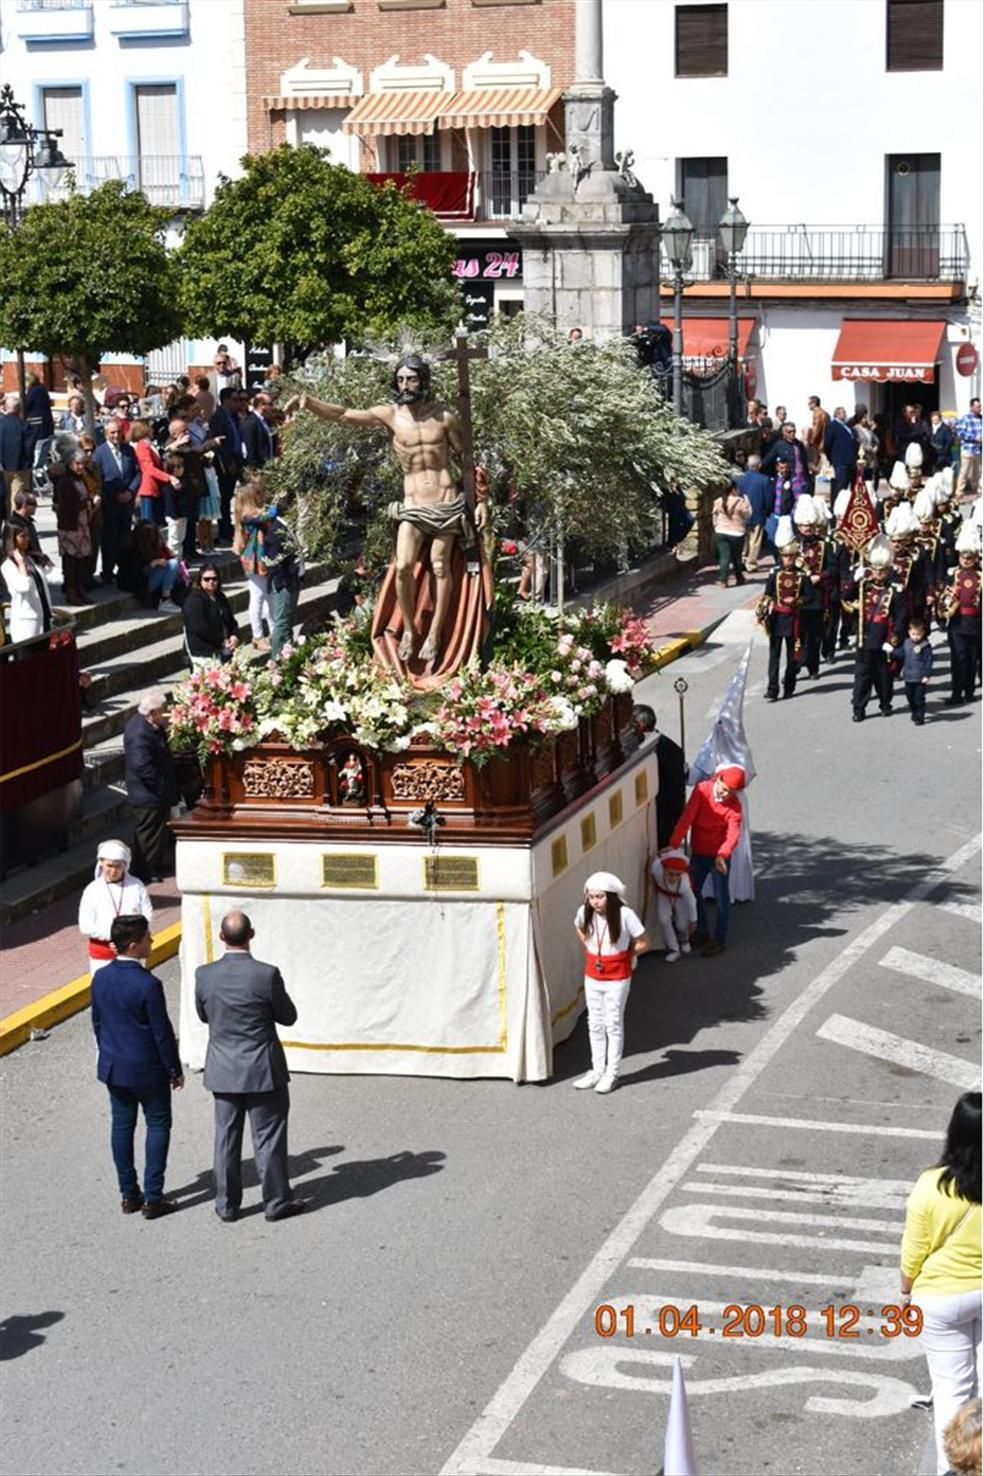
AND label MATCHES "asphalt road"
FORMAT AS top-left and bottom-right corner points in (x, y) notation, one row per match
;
(2, 614), (980, 1476)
